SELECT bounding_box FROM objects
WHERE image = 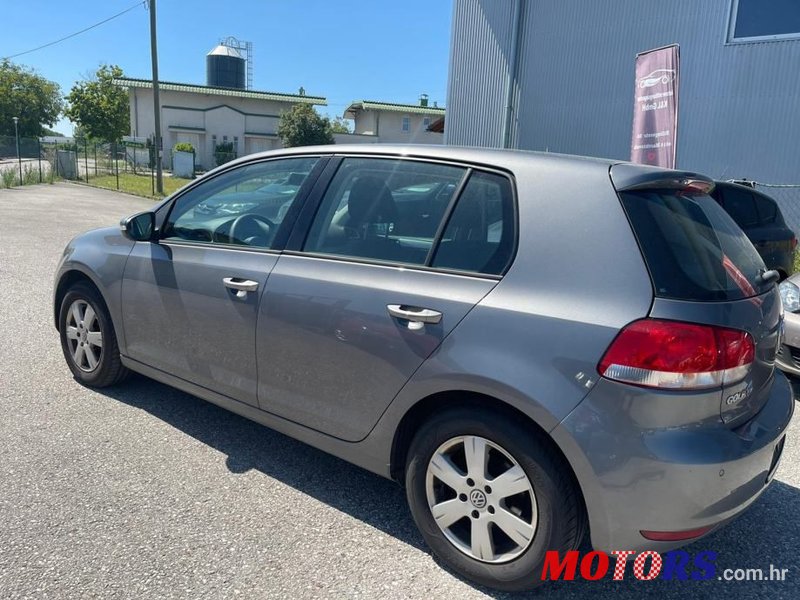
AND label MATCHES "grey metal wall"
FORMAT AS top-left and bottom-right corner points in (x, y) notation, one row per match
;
(445, 0), (517, 149)
(446, 0), (800, 230)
